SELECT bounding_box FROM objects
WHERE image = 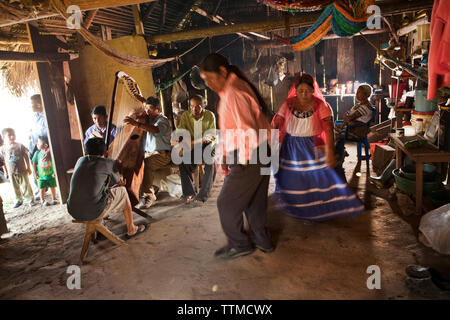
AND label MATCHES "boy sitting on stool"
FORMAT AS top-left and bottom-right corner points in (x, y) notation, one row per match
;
(67, 138), (148, 239)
